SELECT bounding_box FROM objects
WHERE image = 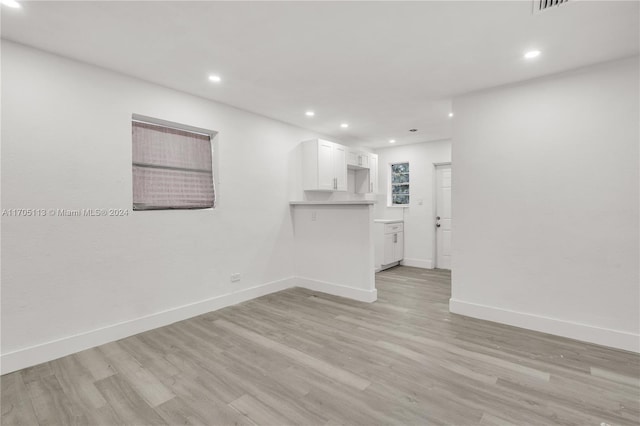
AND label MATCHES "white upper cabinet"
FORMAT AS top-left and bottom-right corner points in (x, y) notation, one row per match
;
(333, 143), (347, 191)
(316, 140), (334, 190)
(351, 152), (379, 194)
(302, 139), (347, 191)
(369, 153), (379, 194)
(347, 150), (370, 169)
